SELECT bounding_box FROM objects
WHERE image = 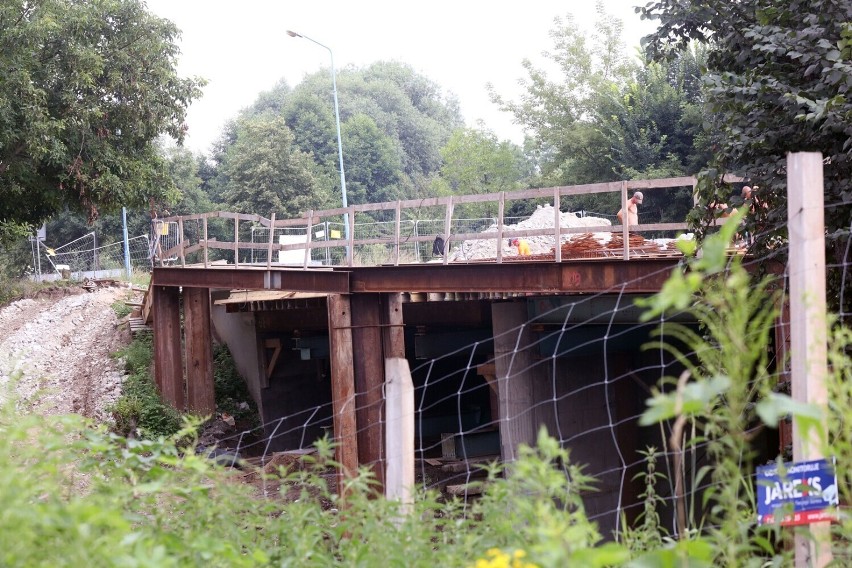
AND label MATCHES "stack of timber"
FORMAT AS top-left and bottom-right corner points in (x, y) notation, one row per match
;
(129, 285), (152, 335)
